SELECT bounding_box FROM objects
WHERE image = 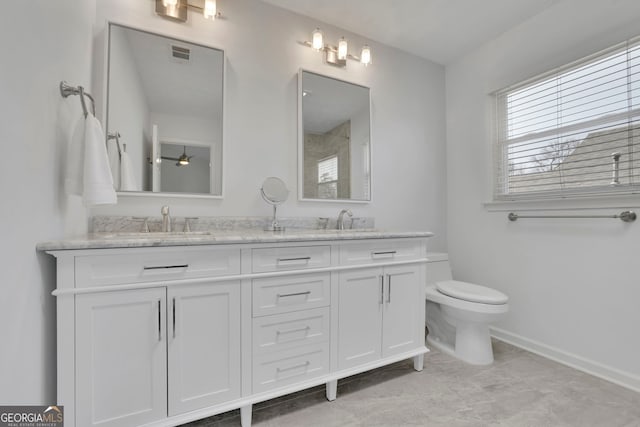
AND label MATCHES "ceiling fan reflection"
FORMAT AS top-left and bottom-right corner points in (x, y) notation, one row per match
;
(161, 146), (193, 166)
